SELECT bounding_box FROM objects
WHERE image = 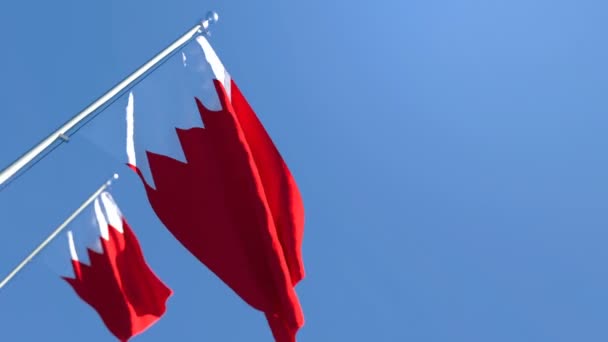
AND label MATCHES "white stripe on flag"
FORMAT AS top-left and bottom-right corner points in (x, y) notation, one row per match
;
(94, 197), (110, 241)
(100, 192), (123, 233)
(196, 36), (232, 100)
(126, 92), (136, 167)
(67, 231), (79, 262)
